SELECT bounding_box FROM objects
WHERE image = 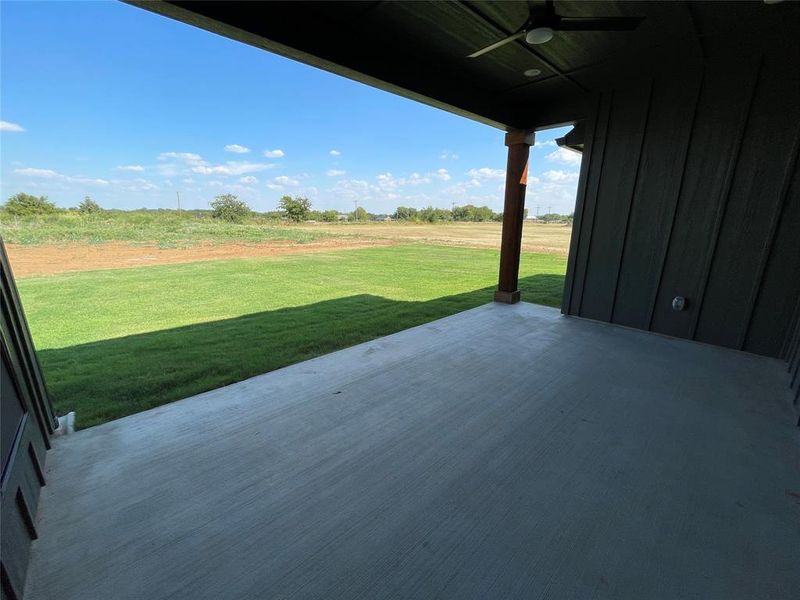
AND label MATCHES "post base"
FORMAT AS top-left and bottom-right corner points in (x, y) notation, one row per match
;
(494, 290), (521, 304)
